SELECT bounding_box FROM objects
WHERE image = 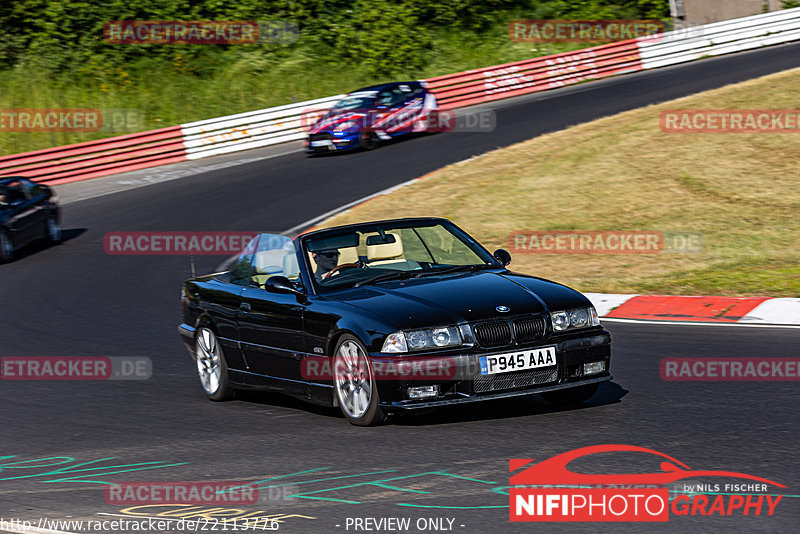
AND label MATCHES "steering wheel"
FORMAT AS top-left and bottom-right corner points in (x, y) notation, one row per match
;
(322, 262), (361, 279)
